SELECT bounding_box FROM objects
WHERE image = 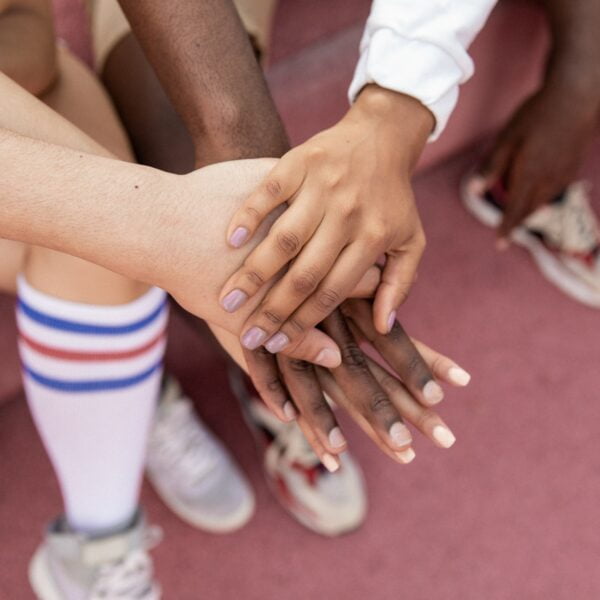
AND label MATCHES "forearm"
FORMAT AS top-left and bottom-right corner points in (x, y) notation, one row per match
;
(0, 0), (57, 95)
(541, 0), (600, 91)
(117, 0), (288, 165)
